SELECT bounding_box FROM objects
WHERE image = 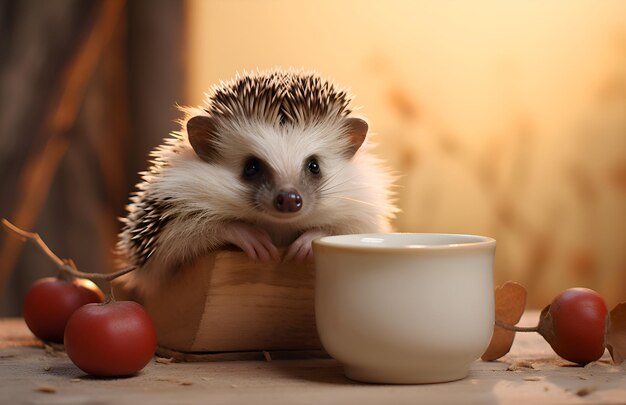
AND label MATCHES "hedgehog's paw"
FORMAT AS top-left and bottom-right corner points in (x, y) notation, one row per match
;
(223, 221), (280, 262)
(283, 229), (328, 263)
